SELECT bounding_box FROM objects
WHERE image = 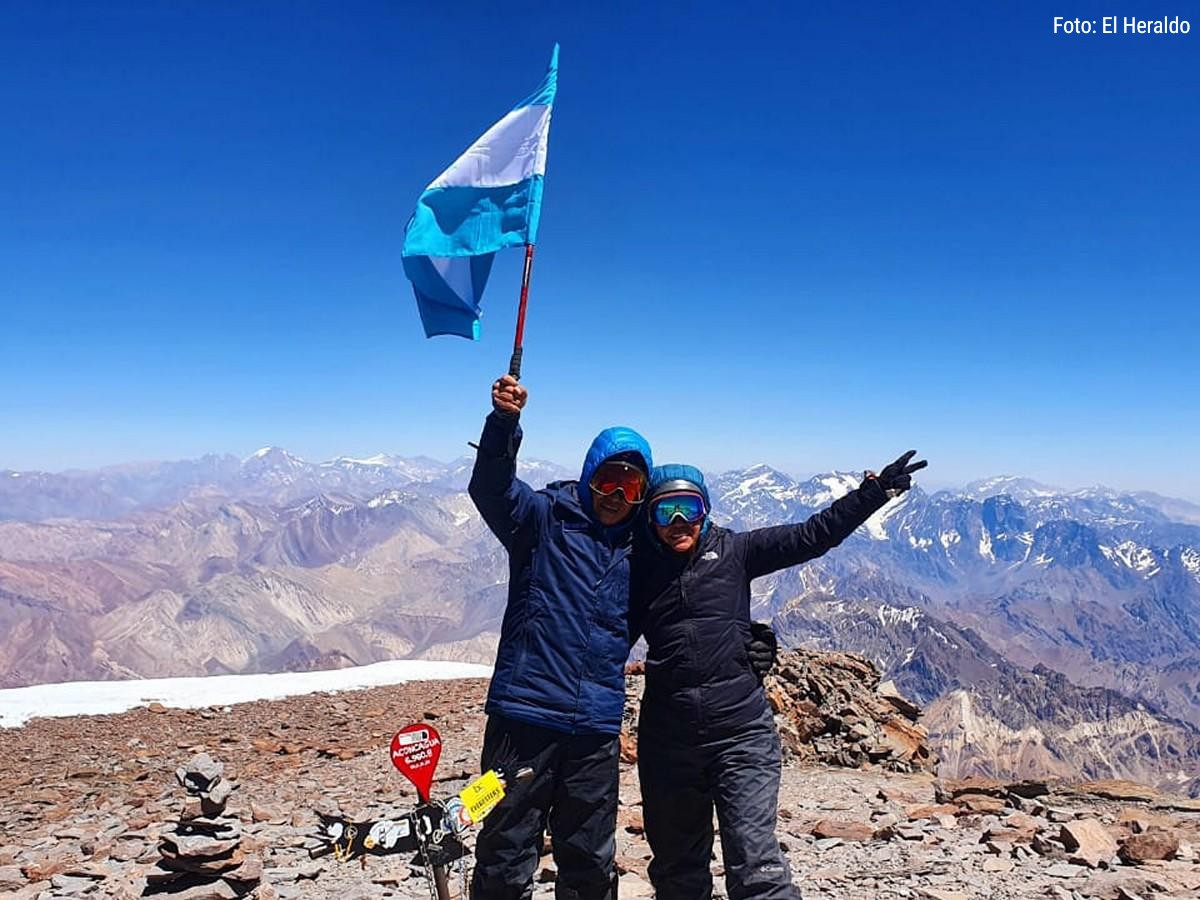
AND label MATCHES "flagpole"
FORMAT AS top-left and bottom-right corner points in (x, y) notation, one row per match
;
(508, 243), (536, 379)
